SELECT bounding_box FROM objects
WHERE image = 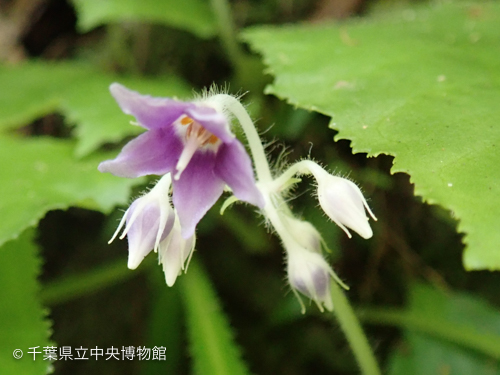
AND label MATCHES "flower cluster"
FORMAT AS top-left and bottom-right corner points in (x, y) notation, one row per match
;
(99, 83), (376, 311)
